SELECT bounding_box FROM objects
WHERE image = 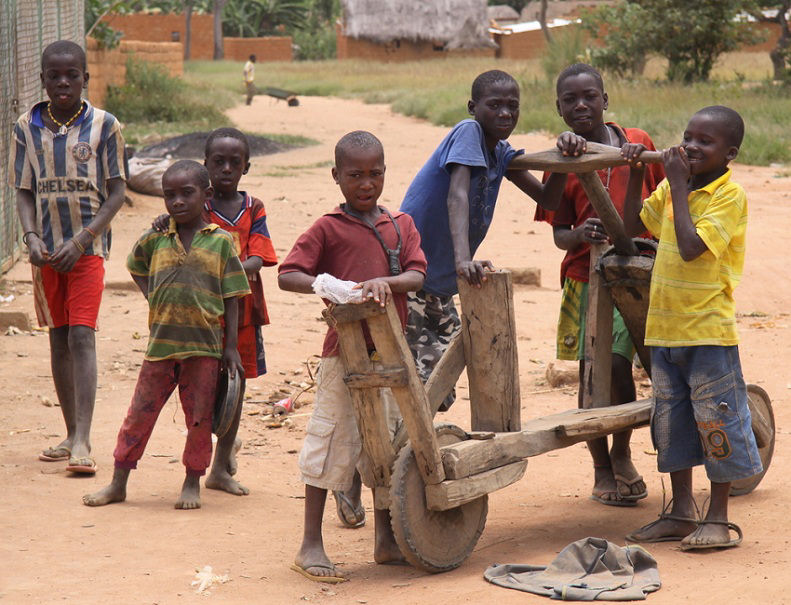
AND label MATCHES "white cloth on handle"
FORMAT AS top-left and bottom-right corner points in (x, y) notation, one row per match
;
(311, 273), (365, 304)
